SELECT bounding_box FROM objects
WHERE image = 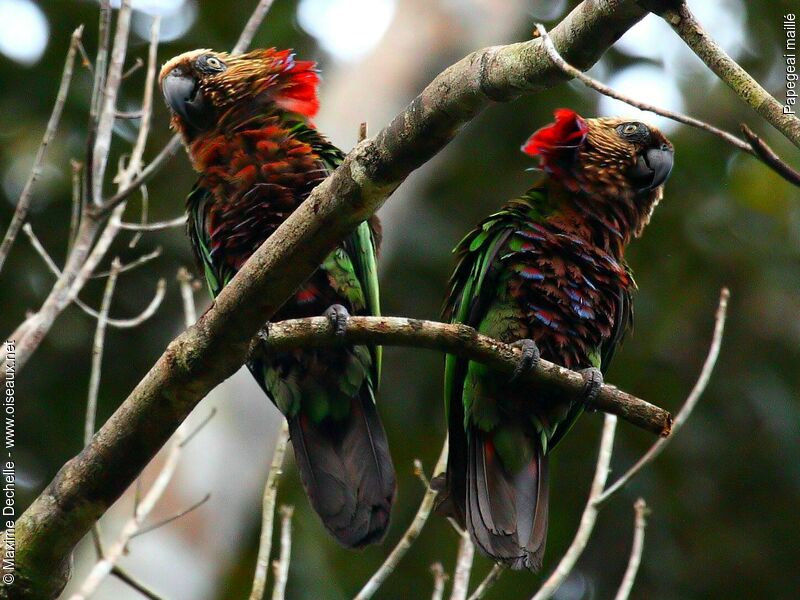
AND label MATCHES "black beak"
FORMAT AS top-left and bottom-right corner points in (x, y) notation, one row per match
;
(162, 69), (209, 130)
(629, 144), (674, 192)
